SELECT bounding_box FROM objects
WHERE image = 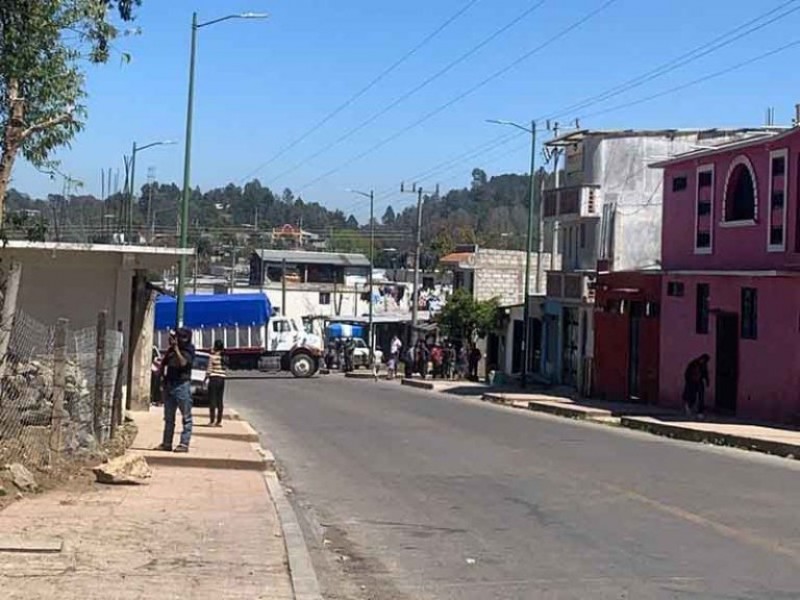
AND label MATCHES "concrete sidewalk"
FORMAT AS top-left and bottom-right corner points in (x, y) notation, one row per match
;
(483, 391), (800, 459)
(0, 409), (294, 600)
